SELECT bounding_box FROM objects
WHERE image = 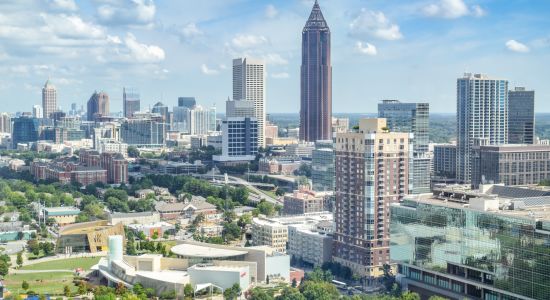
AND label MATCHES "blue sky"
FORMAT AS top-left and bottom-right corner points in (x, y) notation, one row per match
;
(0, 0), (549, 114)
